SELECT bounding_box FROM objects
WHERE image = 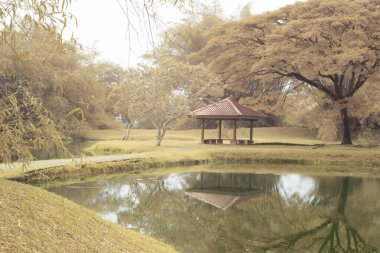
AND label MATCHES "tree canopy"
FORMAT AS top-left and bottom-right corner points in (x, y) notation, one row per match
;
(0, 0), (75, 164)
(203, 0), (380, 144)
(110, 61), (223, 146)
